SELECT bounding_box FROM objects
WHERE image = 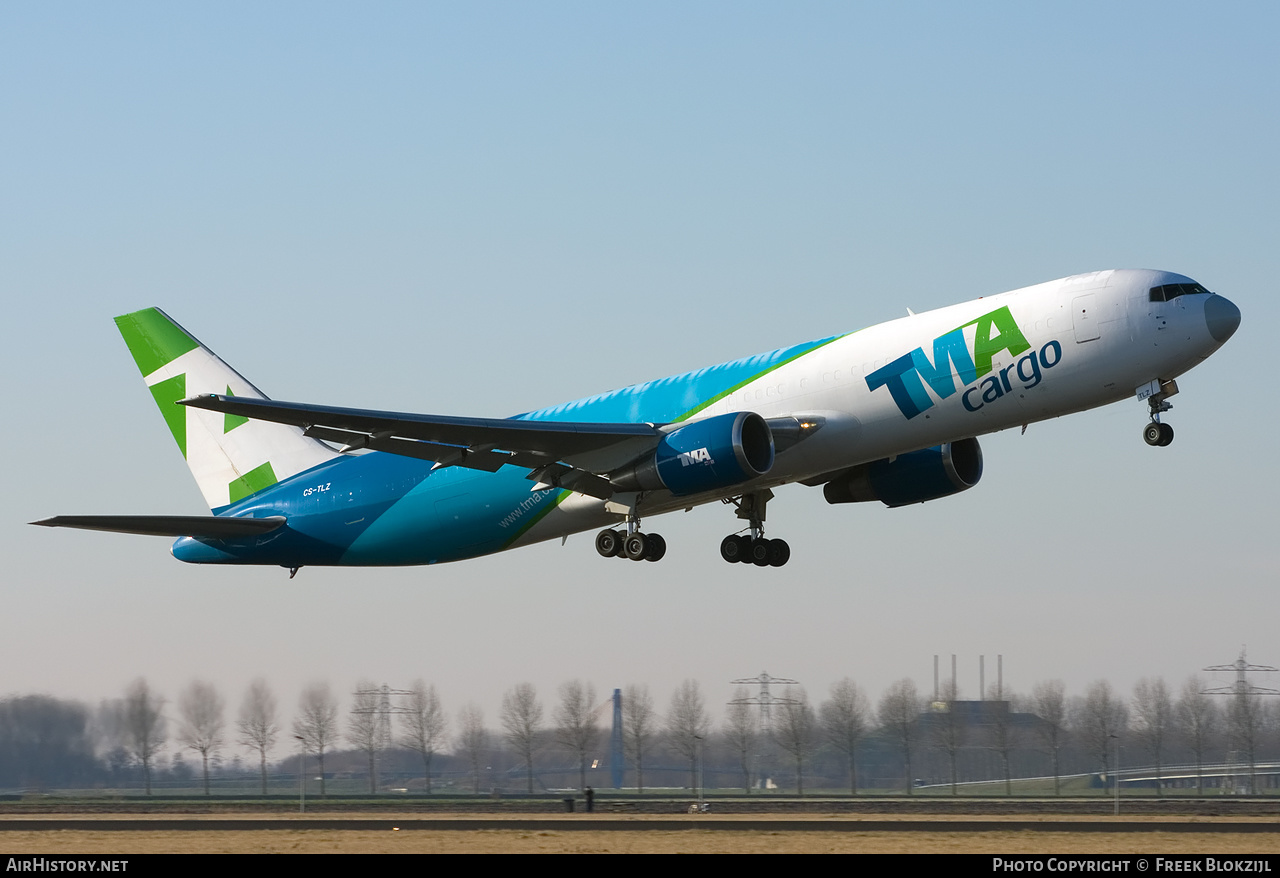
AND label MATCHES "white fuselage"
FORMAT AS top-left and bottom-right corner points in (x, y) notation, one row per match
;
(525, 268), (1233, 544)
